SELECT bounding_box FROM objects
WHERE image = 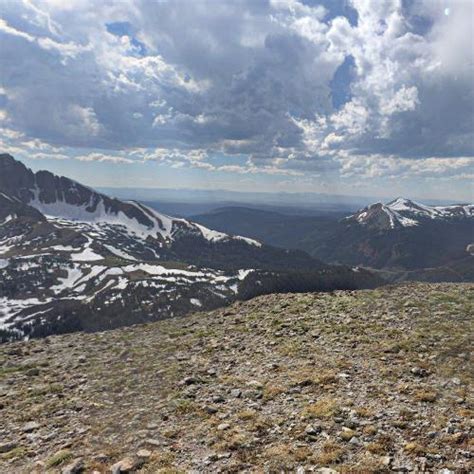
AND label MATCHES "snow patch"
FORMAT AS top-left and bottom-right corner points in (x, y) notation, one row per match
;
(51, 266), (84, 294)
(103, 244), (137, 261)
(51, 245), (76, 251)
(195, 223), (228, 242)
